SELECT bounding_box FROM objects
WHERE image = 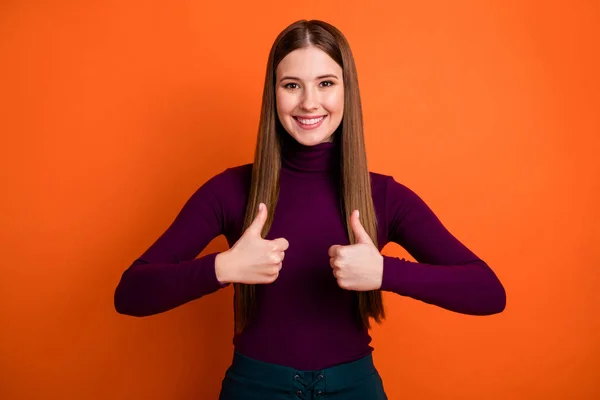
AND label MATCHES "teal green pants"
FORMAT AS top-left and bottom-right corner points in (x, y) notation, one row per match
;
(219, 351), (388, 399)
